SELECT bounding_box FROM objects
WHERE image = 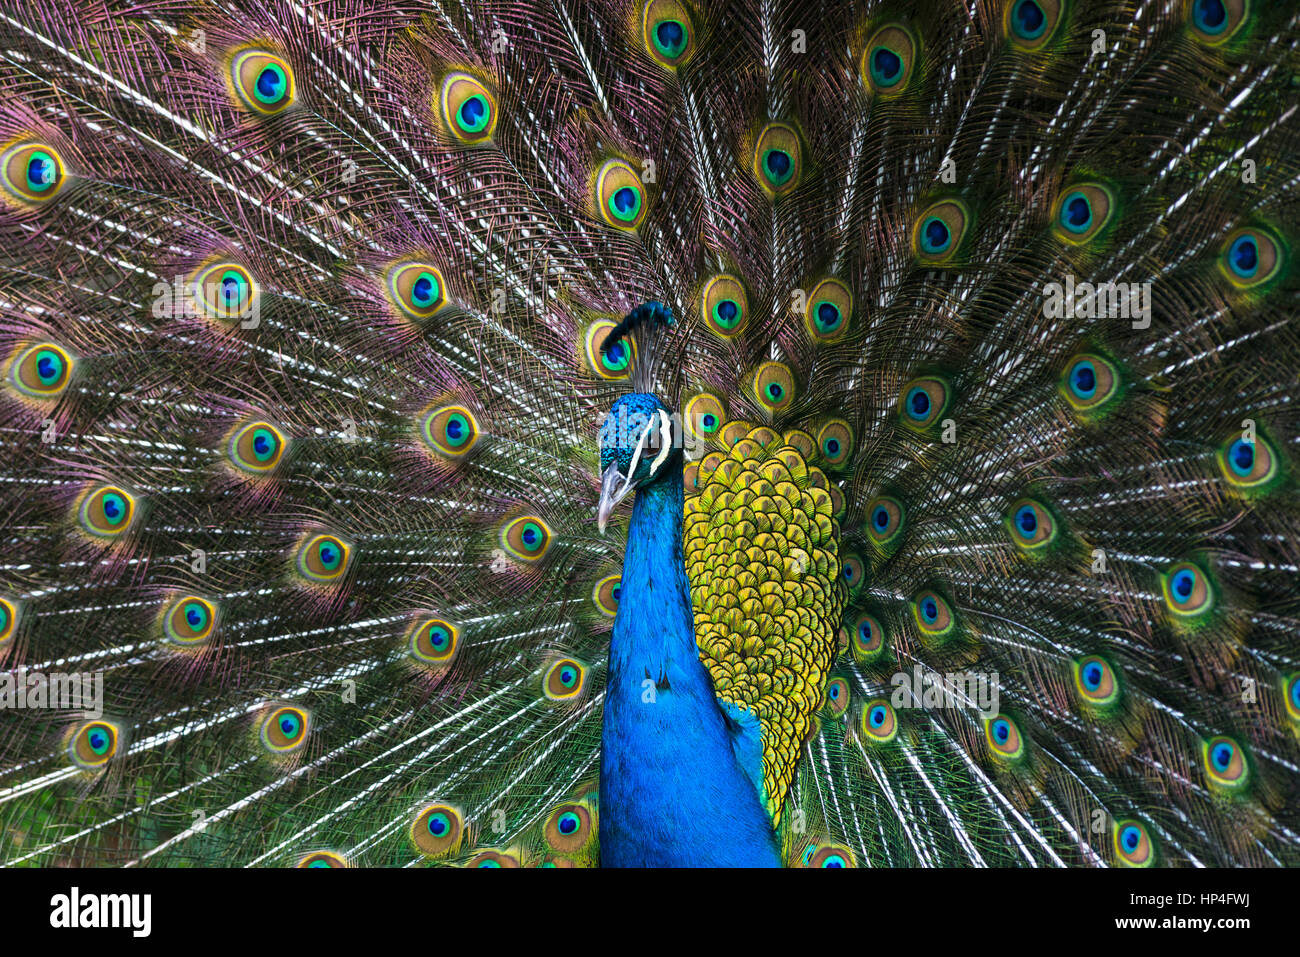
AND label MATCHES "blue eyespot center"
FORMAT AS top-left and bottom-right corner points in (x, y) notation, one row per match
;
(102, 494), (124, 523)
(1062, 193), (1092, 232)
(1083, 662), (1103, 691)
(764, 149), (792, 182)
(993, 719), (1010, 743)
(1229, 439), (1254, 475)
(1171, 568), (1195, 602)
(872, 47), (902, 84)
(1015, 505), (1037, 536)
(816, 302), (840, 330)
(1194, 0), (1228, 33)
(256, 66), (285, 103)
(1012, 0), (1047, 39)
(655, 20), (687, 56)
(1070, 360), (1097, 398)
(870, 705), (886, 728)
(428, 814), (447, 836)
(613, 186), (638, 215)
(459, 94), (489, 132)
(921, 597), (938, 622)
(1212, 742), (1233, 771)
(873, 506), (889, 531)
(1229, 235), (1258, 277)
(907, 387), (931, 418)
(558, 812), (580, 834)
(26, 154), (55, 191)
(716, 299), (738, 323)
(921, 217), (951, 253)
(1122, 825), (1141, 851)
